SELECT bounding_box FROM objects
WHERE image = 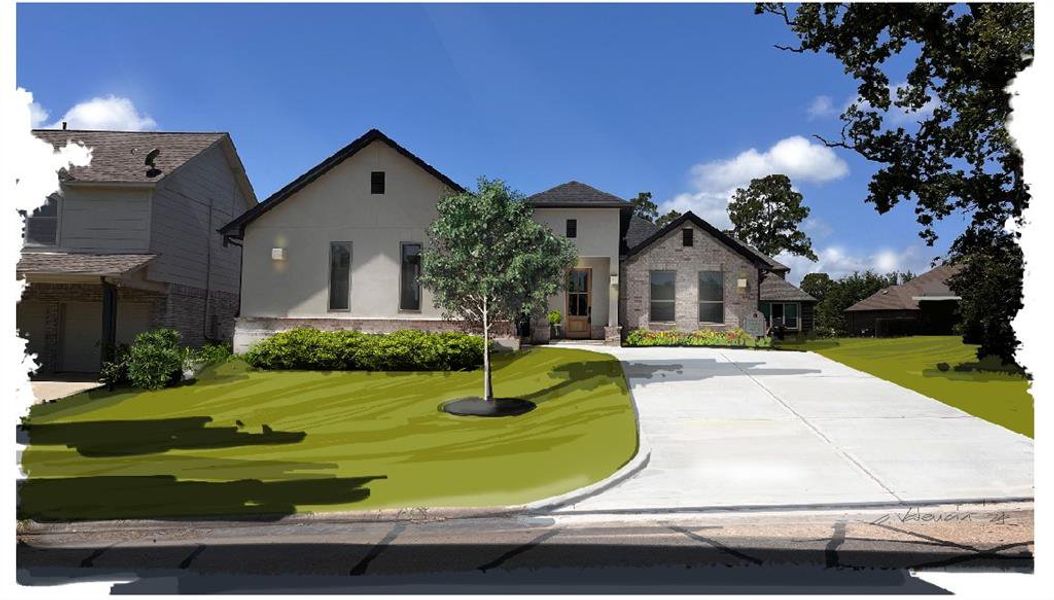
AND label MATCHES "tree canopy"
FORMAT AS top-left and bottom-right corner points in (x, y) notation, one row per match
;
(420, 178), (578, 400)
(758, 2), (1033, 362)
(728, 174), (817, 261)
